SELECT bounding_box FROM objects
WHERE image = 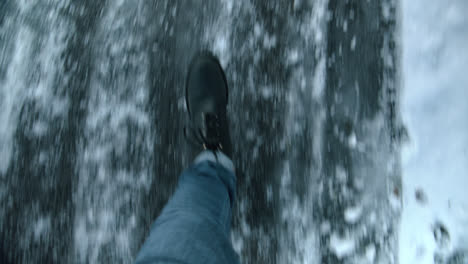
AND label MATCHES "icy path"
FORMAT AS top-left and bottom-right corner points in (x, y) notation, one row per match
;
(400, 0), (468, 263)
(1, 0), (401, 263)
(74, 1), (154, 262)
